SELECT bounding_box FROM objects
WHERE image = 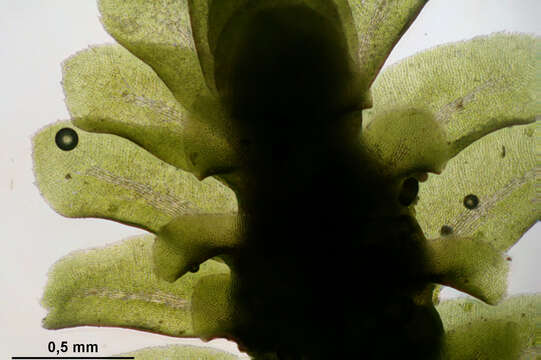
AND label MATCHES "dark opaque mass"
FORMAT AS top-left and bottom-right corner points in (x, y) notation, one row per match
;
(399, 178), (420, 206)
(216, 5), (443, 360)
(463, 194), (479, 210)
(55, 128), (79, 151)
